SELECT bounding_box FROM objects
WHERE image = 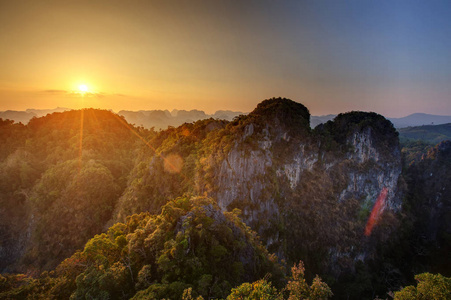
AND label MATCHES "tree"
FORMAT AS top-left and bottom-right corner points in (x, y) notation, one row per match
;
(226, 261), (332, 300)
(286, 261), (332, 300)
(227, 279), (281, 300)
(394, 273), (451, 300)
